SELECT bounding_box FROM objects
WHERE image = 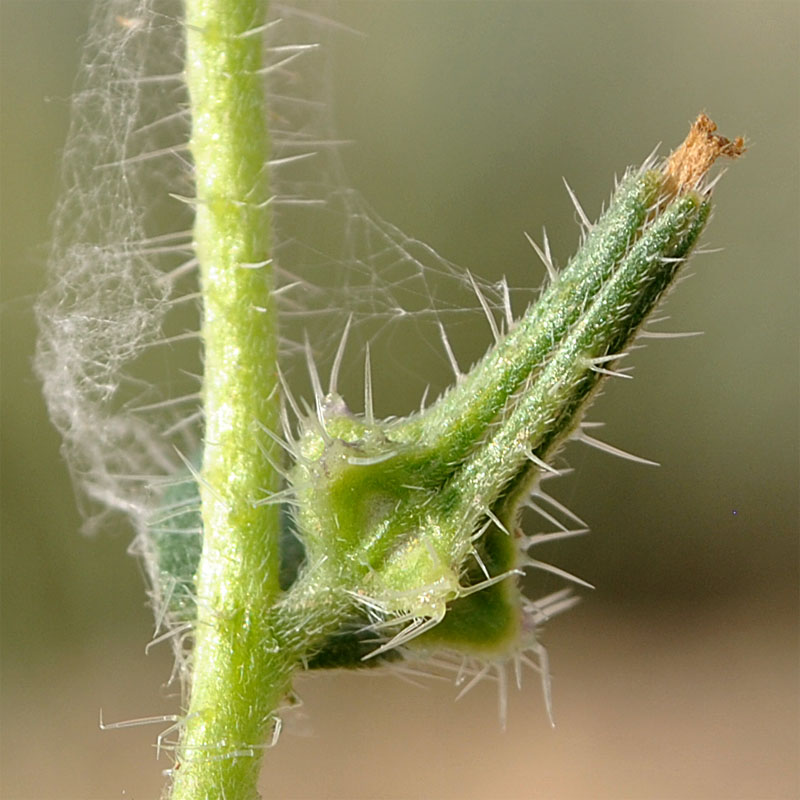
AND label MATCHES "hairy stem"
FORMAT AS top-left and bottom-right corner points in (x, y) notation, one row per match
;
(171, 1), (284, 797)
(164, 2), (743, 787)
